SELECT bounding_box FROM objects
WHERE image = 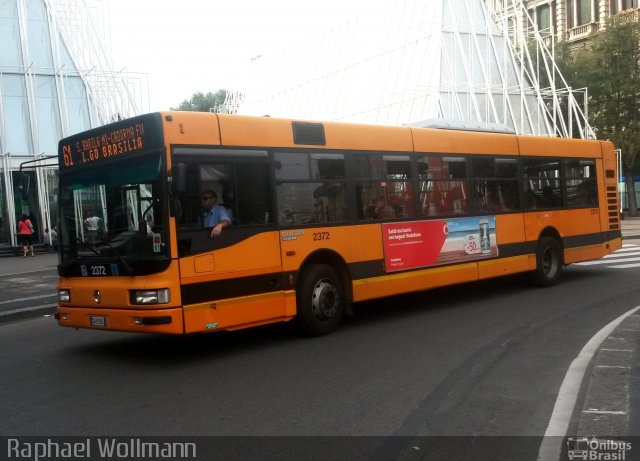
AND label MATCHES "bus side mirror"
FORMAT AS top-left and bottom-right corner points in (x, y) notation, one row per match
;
(171, 162), (187, 195)
(20, 174), (30, 201)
